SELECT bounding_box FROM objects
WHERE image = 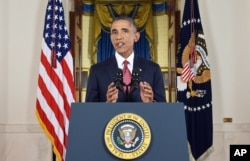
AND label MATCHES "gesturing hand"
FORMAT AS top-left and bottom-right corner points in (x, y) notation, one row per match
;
(106, 82), (118, 103)
(139, 81), (154, 103)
